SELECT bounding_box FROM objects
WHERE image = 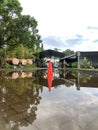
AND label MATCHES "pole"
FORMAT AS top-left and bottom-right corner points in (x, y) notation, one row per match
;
(77, 51), (80, 69)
